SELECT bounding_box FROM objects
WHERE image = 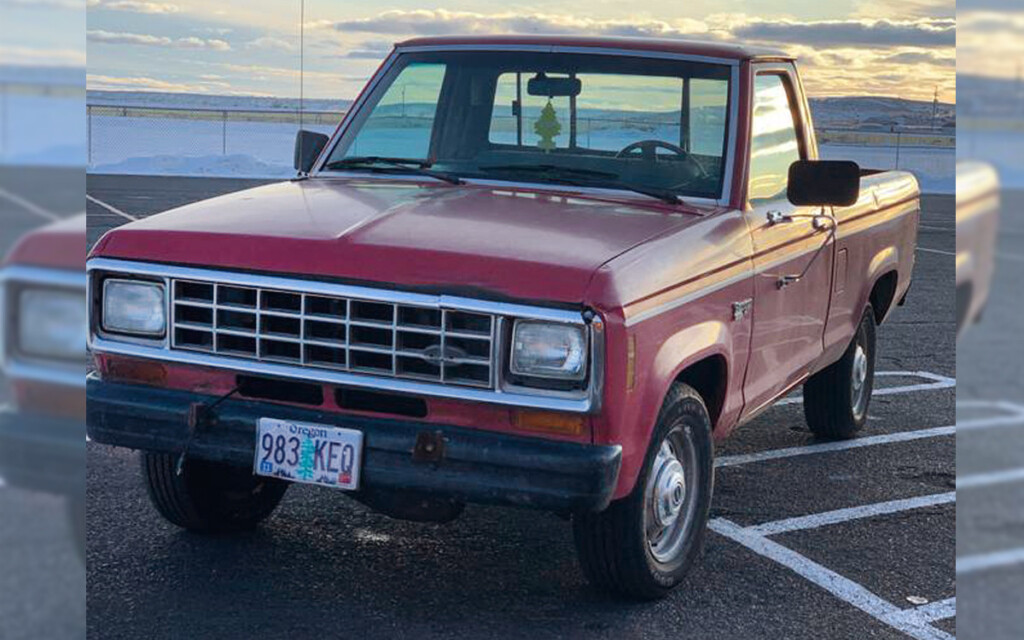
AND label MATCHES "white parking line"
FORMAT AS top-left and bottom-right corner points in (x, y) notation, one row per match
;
(777, 371), (955, 406)
(0, 186), (59, 221)
(916, 247), (955, 257)
(957, 467), (1024, 490)
(718, 407), (1023, 470)
(710, 518), (954, 640)
(748, 492), (956, 536)
(958, 547), (1024, 576)
(710, 372), (963, 637)
(86, 194), (137, 221)
(885, 598), (956, 627)
(716, 425), (955, 468)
